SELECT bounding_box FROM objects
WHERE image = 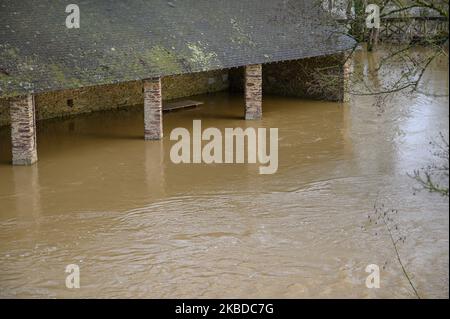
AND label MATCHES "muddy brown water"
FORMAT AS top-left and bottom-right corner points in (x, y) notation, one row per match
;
(0, 48), (448, 298)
